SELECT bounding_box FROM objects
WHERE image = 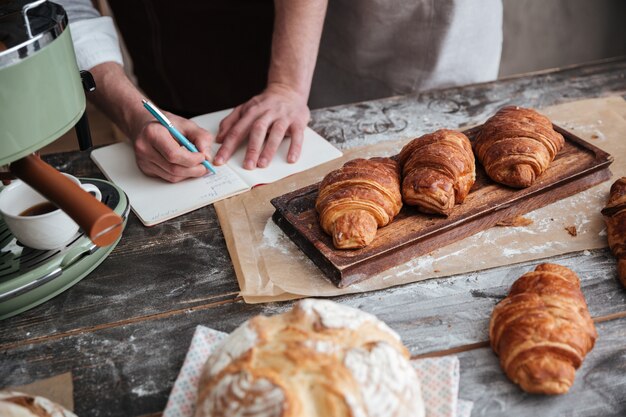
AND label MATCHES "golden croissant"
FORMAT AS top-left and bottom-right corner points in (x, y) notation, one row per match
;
(316, 157), (402, 249)
(489, 263), (597, 394)
(398, 129), (475, 216)
(602, 177), (626, 286)
(474, 106), (564, 188)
